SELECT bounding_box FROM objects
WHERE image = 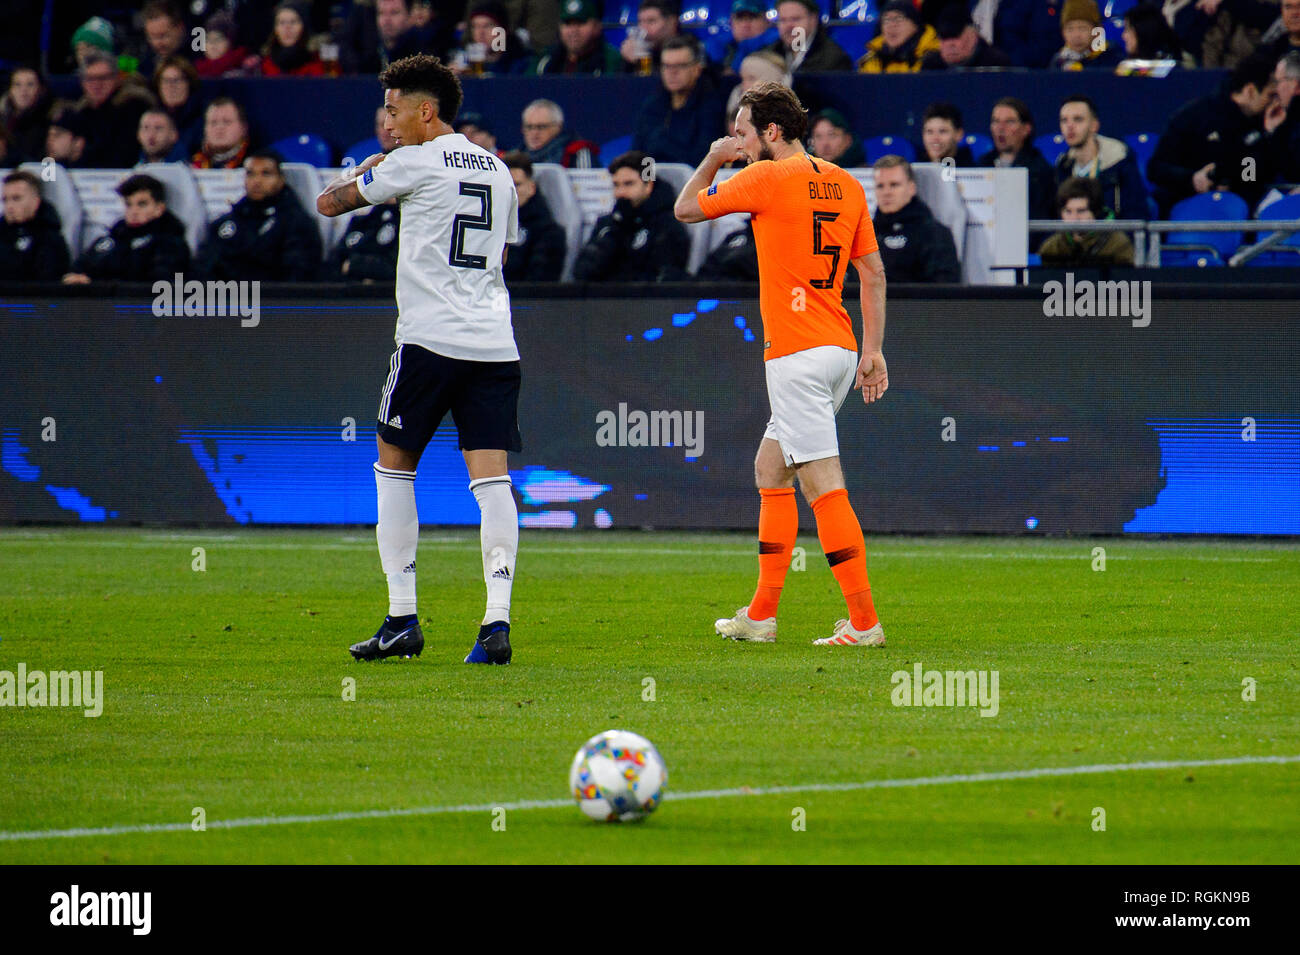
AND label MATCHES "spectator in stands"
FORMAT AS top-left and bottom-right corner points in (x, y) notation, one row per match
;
(260, 2), (327, 76)
(328, 199), (400, 281)
(621, 0), (683, 73)
(197, 149), (321, 281)
(724, 51), (789, 136)
(994, 0), (1063, 68)
(768, 0), (853, 72)
(696, 220), (758, 280)
(921, 6), (1012, 69)
(342, 0), (451, 73)
(707, 0), (780, 73)
(809, 108), (866, 167)
(1269, 50), (1300, 182)
(501, 151), (566, 281)
(44, 108), (88, 168)
(535, 0), (624, 75)
(138, 2), (192, 79)
(573, 149), (689, 281)
(191, 97), (252, 169)
(454, 1), (535, 75)
(632, 35), (725, 165)
(75, 51), (155, 168)
(153, 56), (205, 153)
(979, 97), (1057, 222)
(70, 17), (119, 72)
(1262, 0), (1300, 61)
(137, 108), (187, 163)
(195, 12), (257, 78)
(920, 102), (976, 166)
(1, 67), (53, 165)
(62, 174), (191, 284)
(505, 0), (560, 53)
(520, 99), (598, 167)
(1039, 176), (1136, 266)
(860, 0), (943, 72)
(0, 171), (70, 281)
(871, 155), (961, 282)
(1055, 95), (1148, 219)
(1049, 0), (1120, 70)
(1147, 52), (1281, 213)
(1170, 0), (1276, 69)
(455, 111), (503, 155)
(1120, 2), (1194, 67)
